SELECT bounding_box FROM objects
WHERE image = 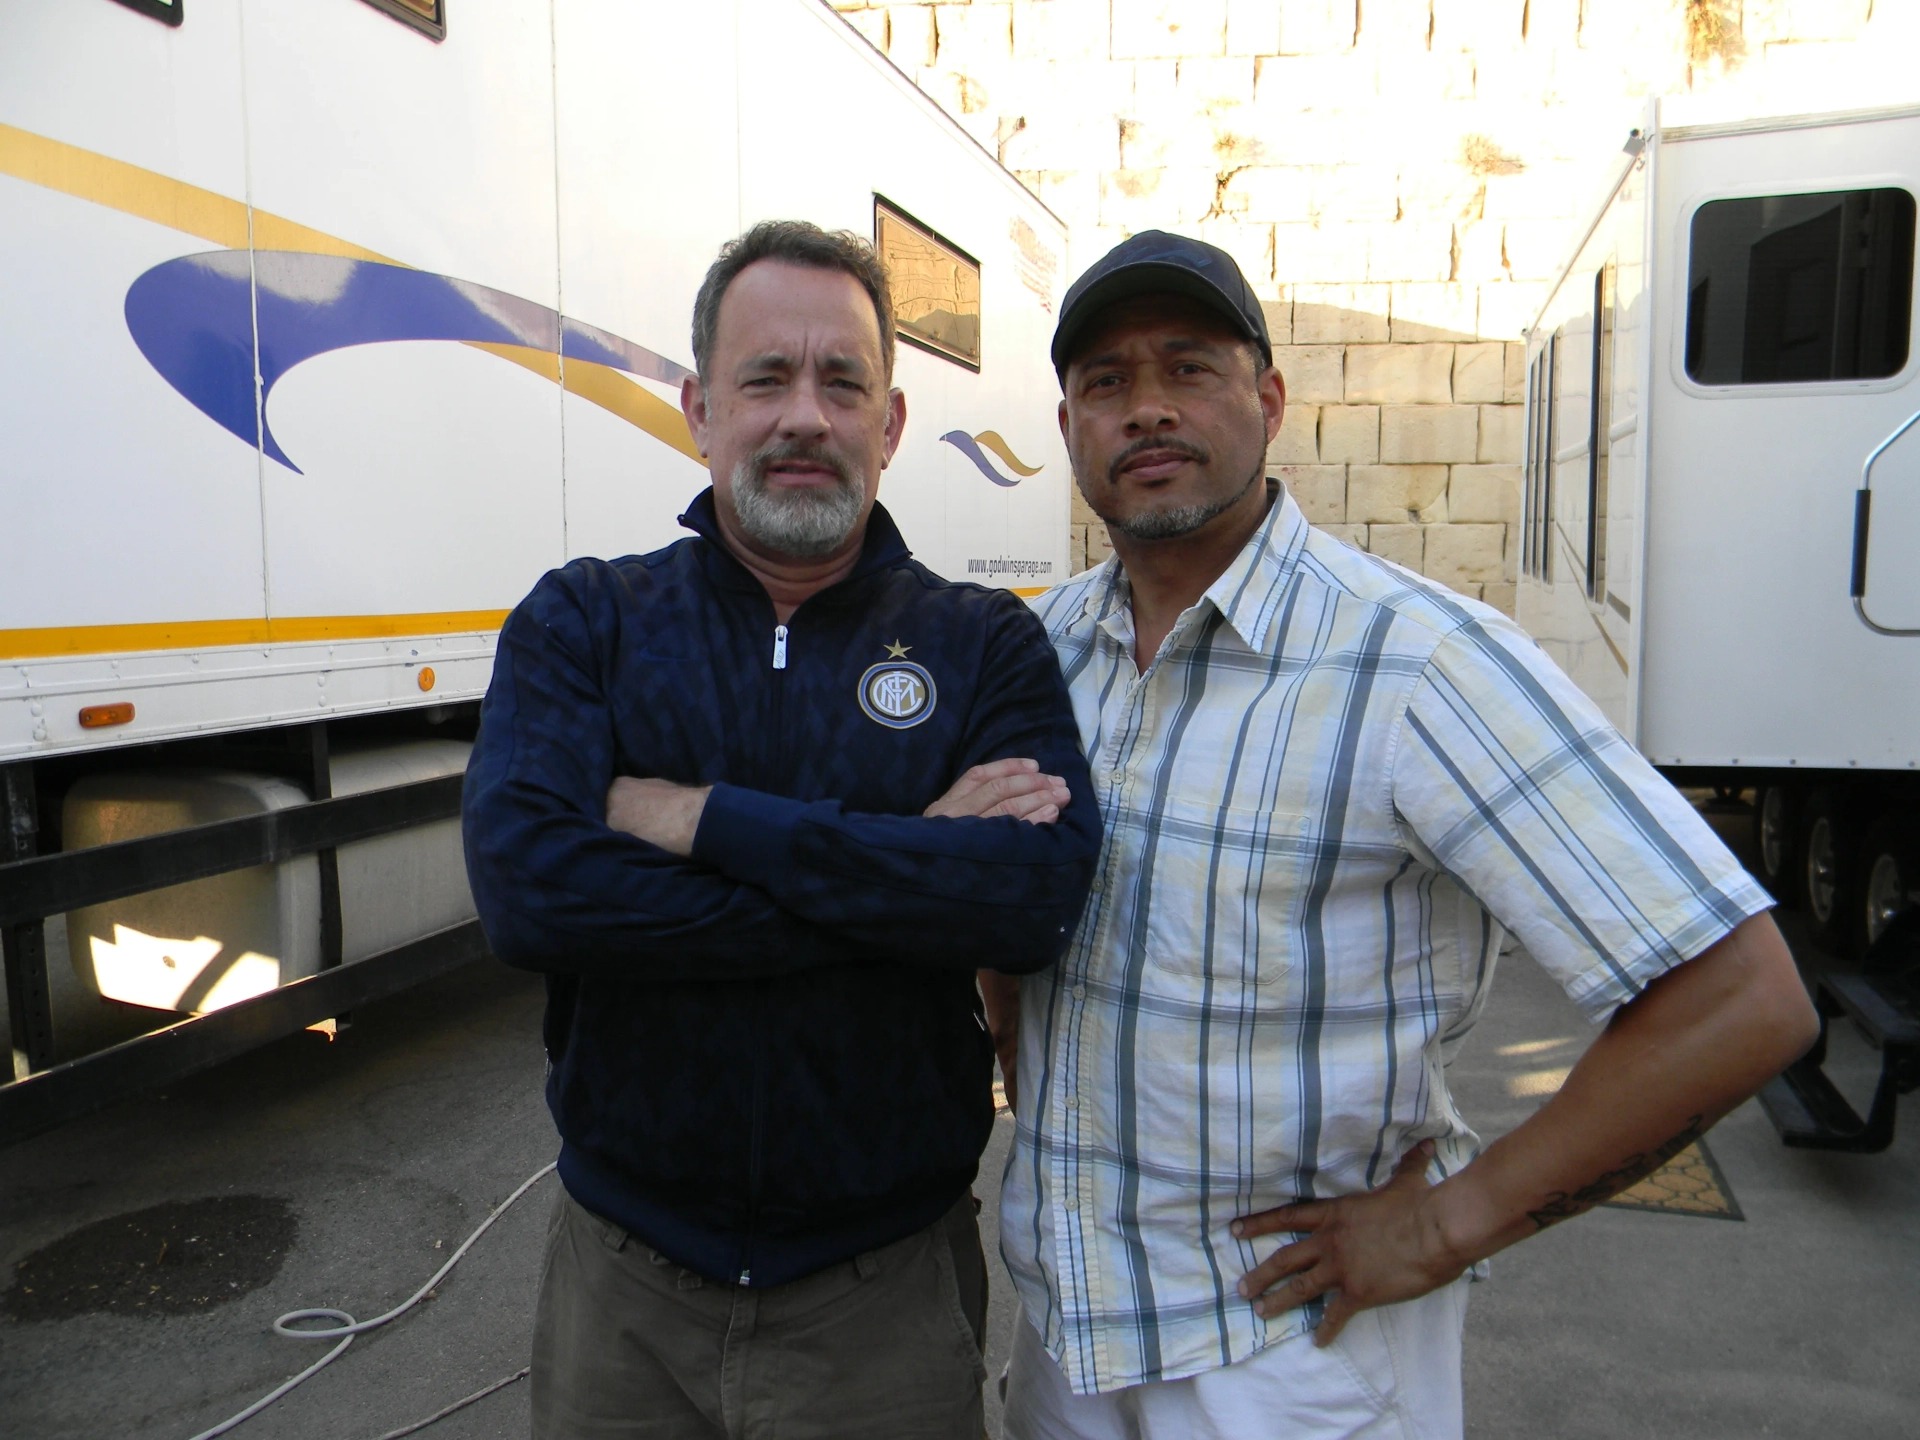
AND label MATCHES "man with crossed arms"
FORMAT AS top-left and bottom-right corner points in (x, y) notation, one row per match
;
(984, 232), (1818, 1439)
(466, 220), (1097, 1438)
